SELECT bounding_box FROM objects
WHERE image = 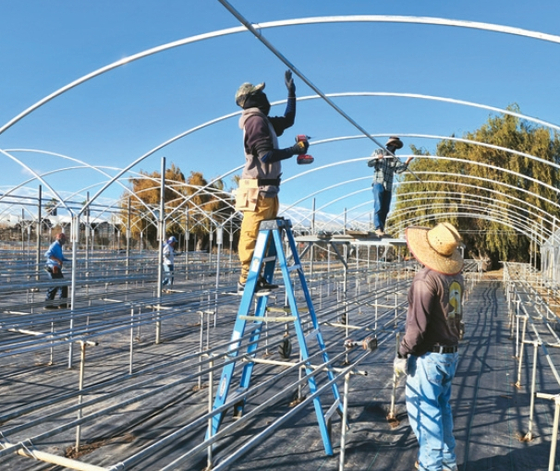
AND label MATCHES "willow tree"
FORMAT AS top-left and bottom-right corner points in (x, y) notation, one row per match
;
(119, 164), (187, 245)
(393, 105), (560, 268)
(183, 171), (236, 251)
(119, 166), (236, 250)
